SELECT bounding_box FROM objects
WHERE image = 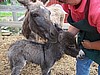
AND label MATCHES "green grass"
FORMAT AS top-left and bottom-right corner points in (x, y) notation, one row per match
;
(0, 12), (24, 17)
(0, 12), (25, 22)
(0, 0), (24, 17)
(0, 12), (12, 17)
